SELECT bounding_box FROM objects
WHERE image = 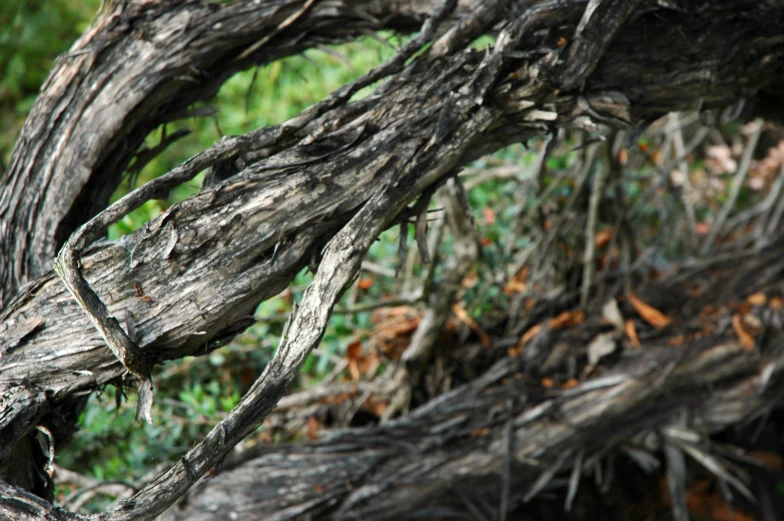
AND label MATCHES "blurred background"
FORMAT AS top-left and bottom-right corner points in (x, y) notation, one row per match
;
(3, 1), (784, 517)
